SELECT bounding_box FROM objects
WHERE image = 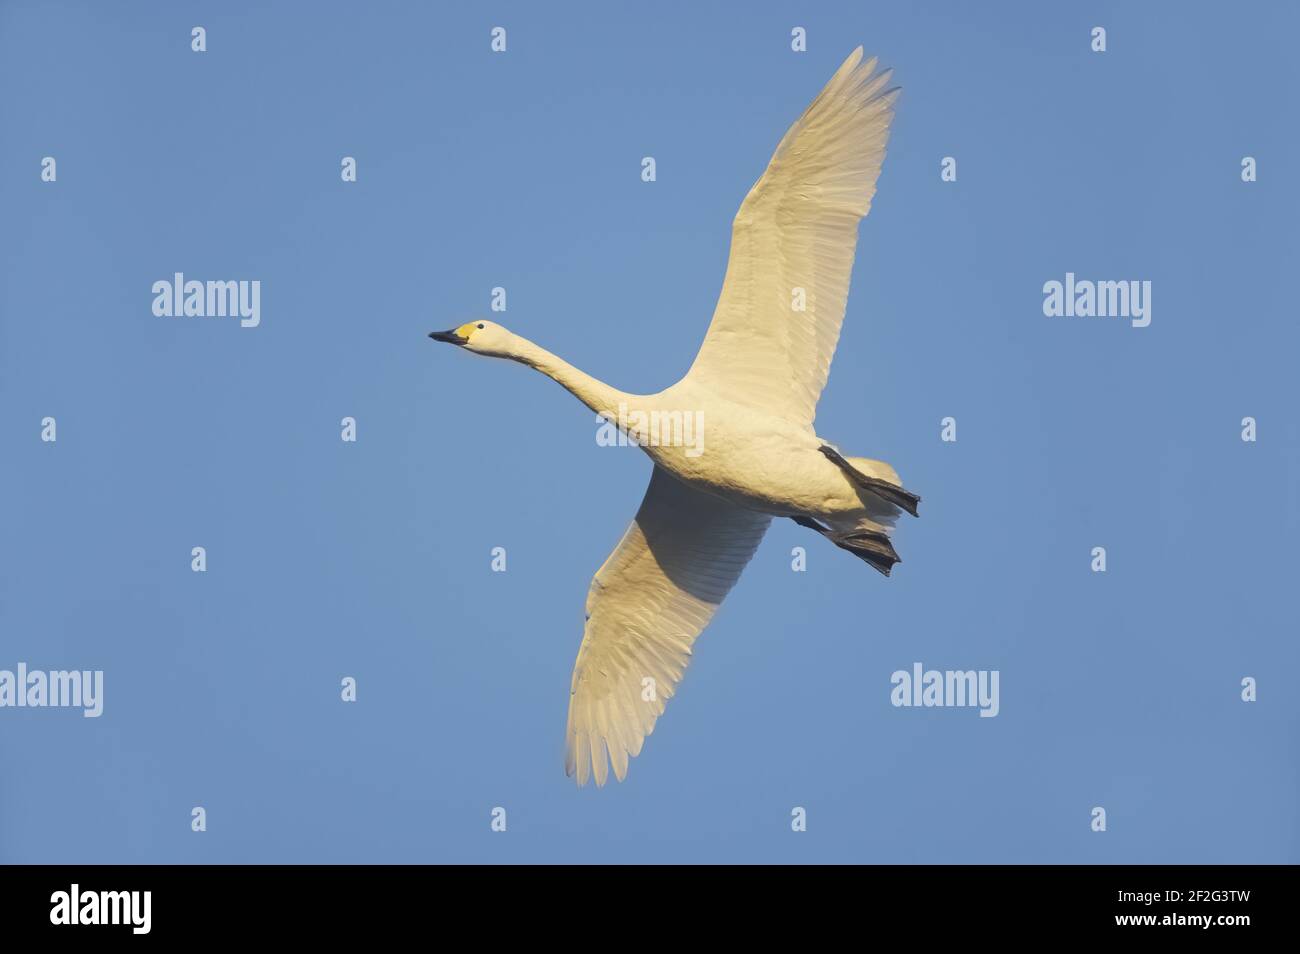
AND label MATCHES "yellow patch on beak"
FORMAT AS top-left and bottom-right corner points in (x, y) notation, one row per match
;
(455, 322), (479, 340)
